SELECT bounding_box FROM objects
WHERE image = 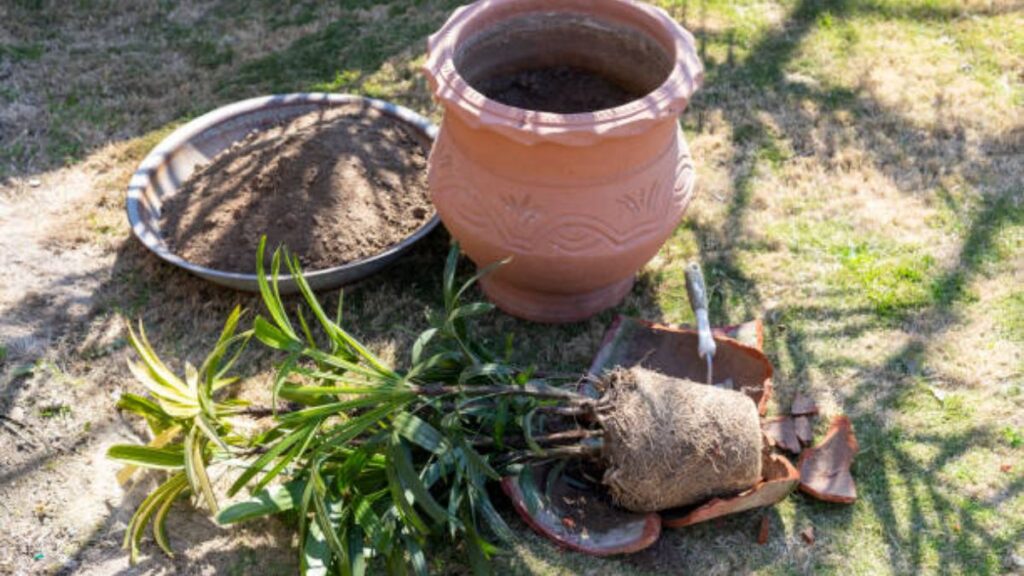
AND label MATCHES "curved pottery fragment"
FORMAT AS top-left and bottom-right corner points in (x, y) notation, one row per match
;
(587, 316), (773, 415)
(501, 463), (661, 556)
(798, 416), (859, 503)
(661, 453), (800, 528)
(763, 416), (802, 454)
